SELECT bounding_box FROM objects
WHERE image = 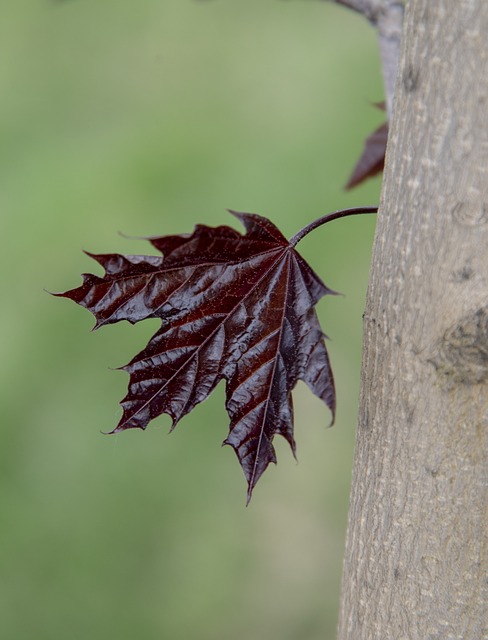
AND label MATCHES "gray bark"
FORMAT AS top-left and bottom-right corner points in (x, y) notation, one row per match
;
(337, 1), (488, 639)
